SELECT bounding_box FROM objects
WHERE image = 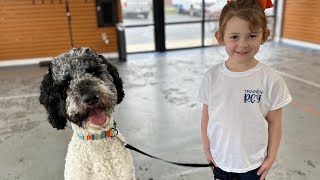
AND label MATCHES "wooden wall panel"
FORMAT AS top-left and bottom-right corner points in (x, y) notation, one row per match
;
(0, 0), (120, 61)
(282, 0), (320, 44)
(69, 0), (118, 54)
(0, 0), (71, 60)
